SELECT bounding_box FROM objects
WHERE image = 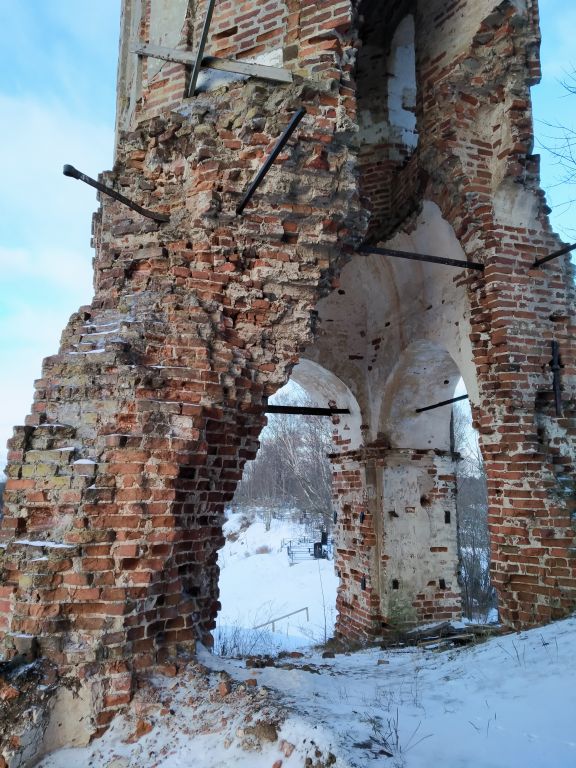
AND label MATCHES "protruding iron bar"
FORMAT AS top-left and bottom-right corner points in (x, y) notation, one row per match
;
(63, 165), (169, 223)
(532, 243), (576, 269)
(550, 341), (564, 417)
(236, 107), (307, 216)
(359, 245), (484, 271)
(187, 0), (217, 98)
(416, 394), (469, 414)
(265, 405), (350, 416)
